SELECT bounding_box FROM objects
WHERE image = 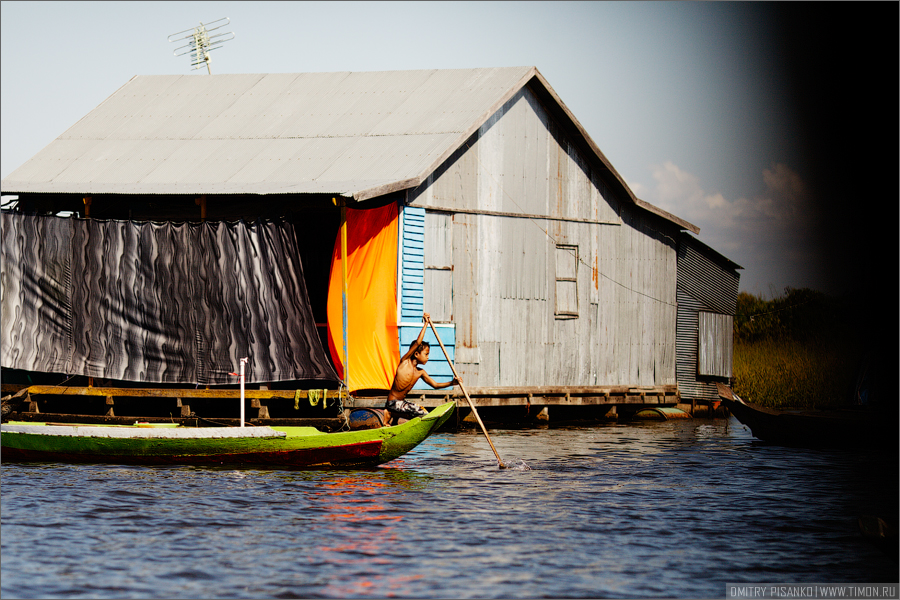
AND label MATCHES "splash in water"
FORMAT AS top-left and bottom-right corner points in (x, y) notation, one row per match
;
(504, 458), (531, 470)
